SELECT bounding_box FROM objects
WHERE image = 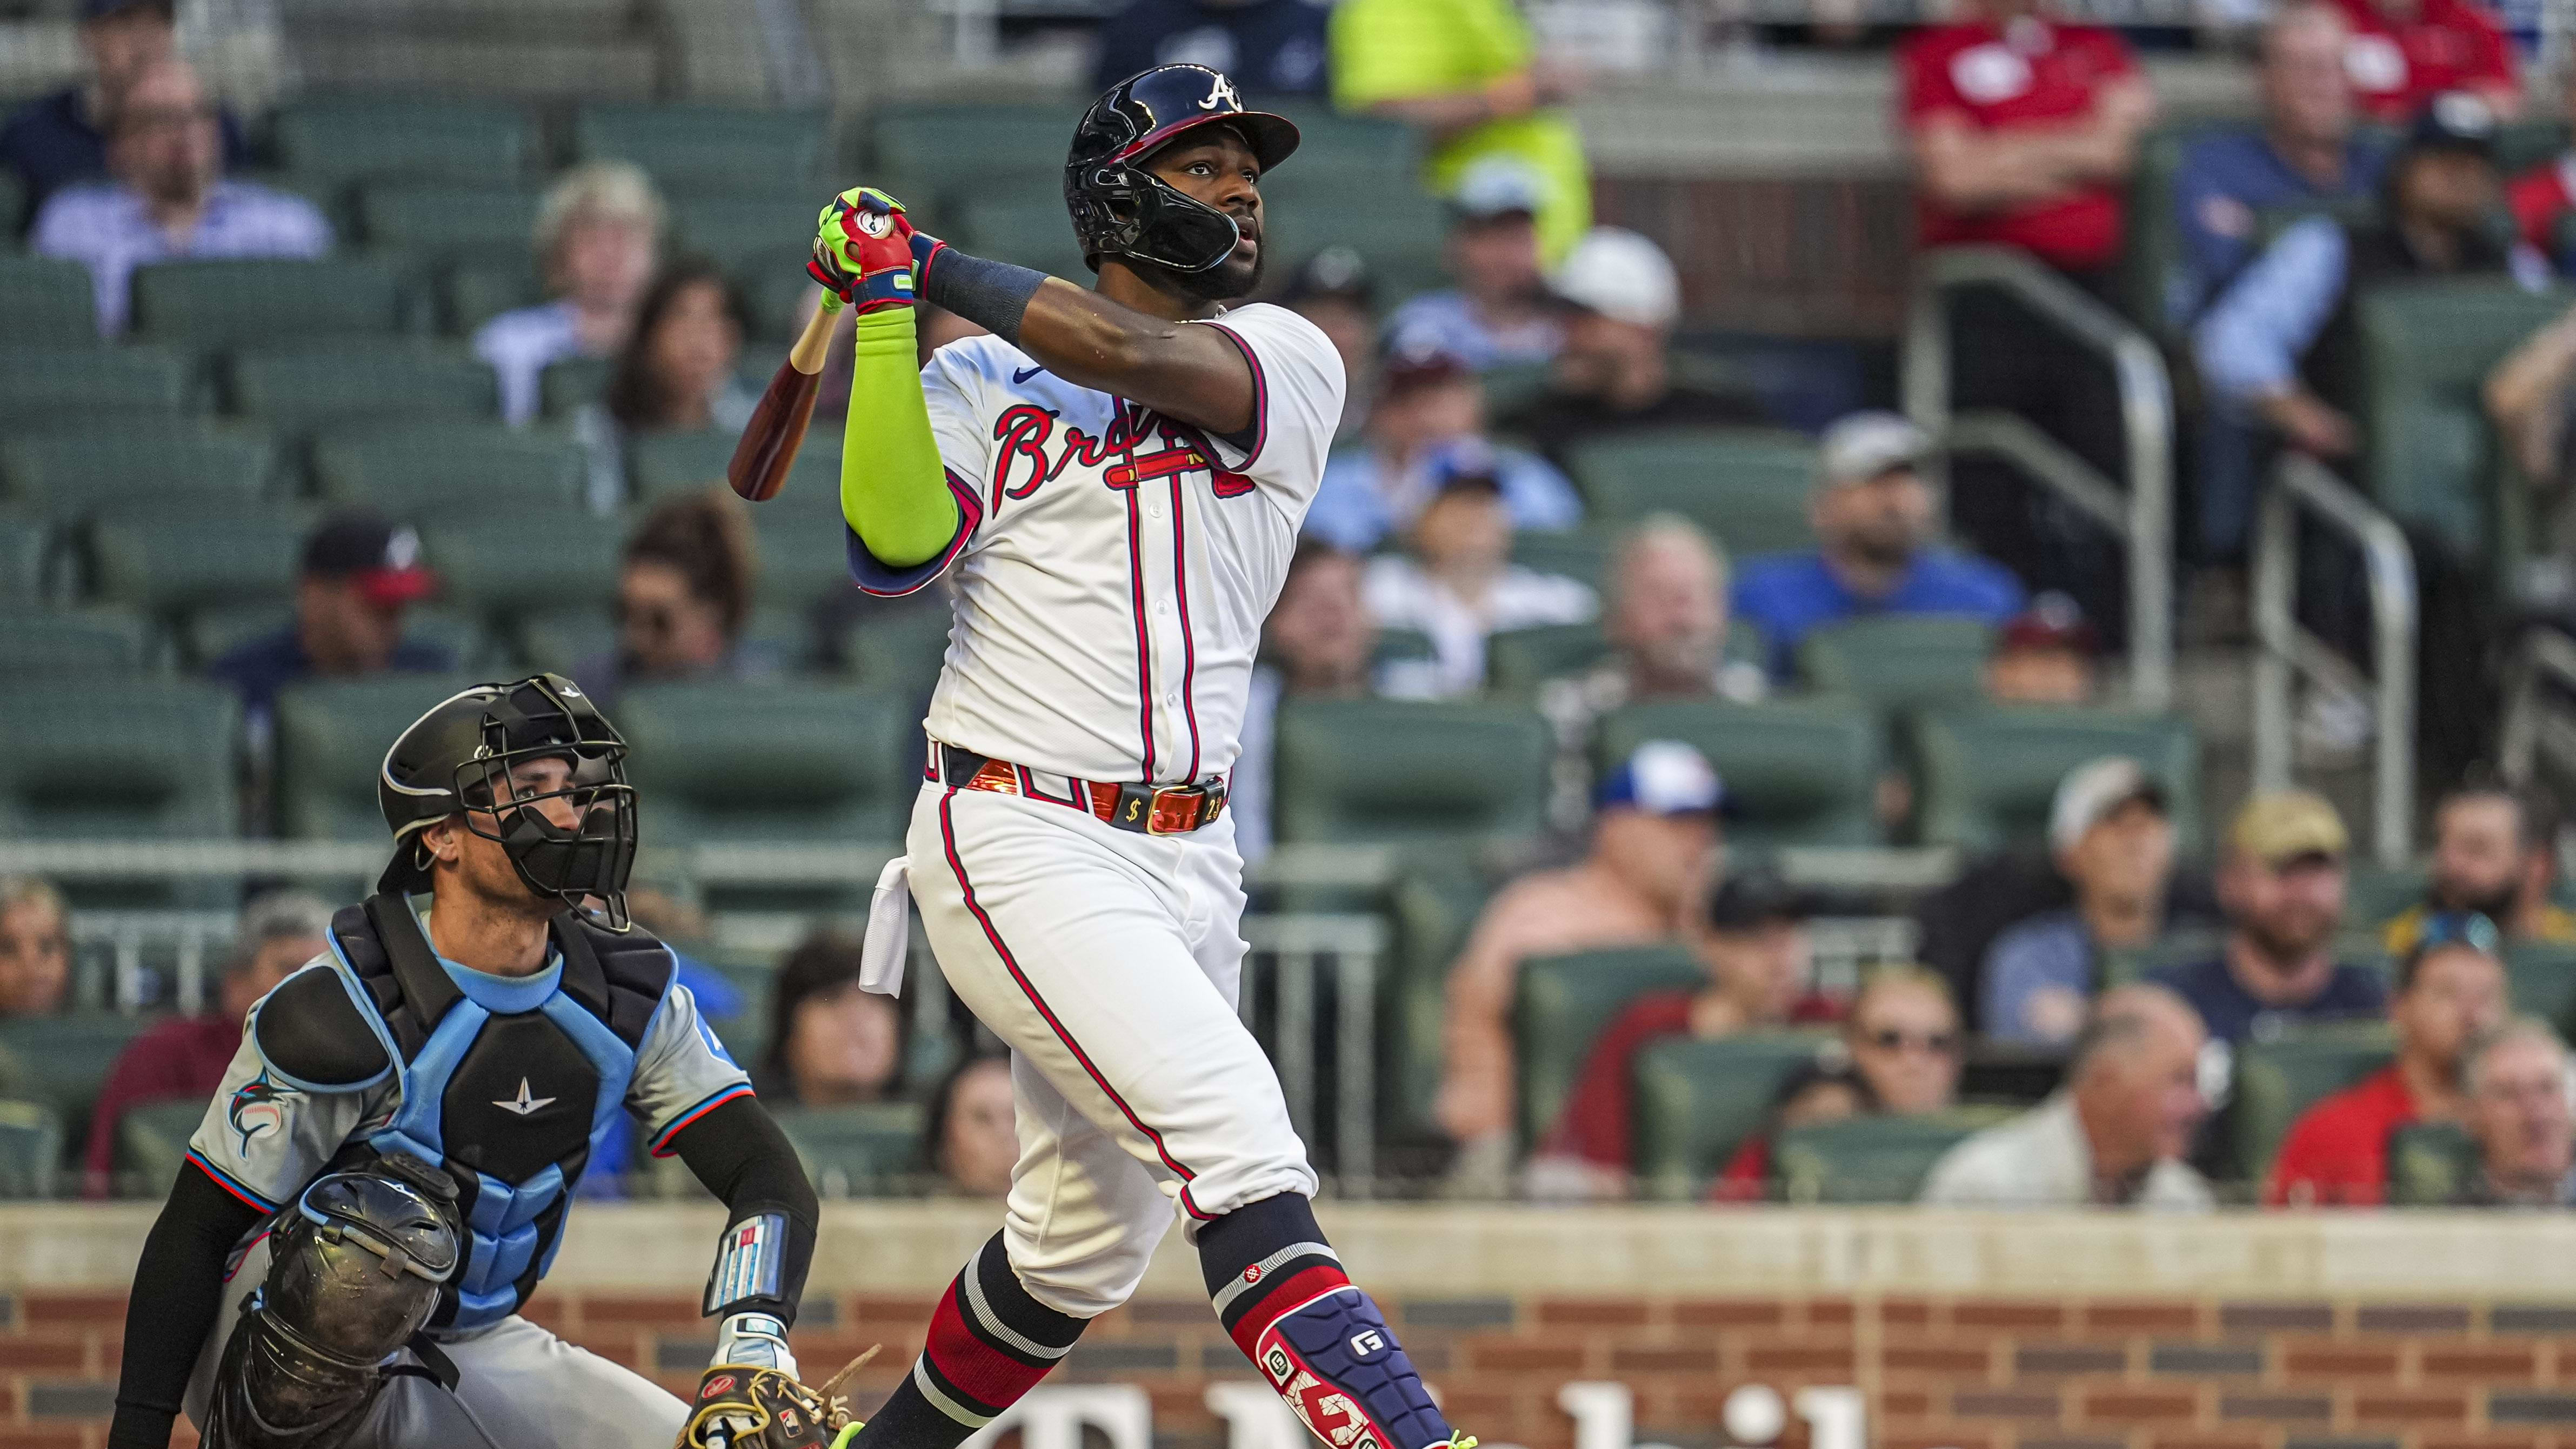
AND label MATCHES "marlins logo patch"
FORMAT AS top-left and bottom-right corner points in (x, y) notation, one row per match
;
(227, 1071), (294, 1153)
